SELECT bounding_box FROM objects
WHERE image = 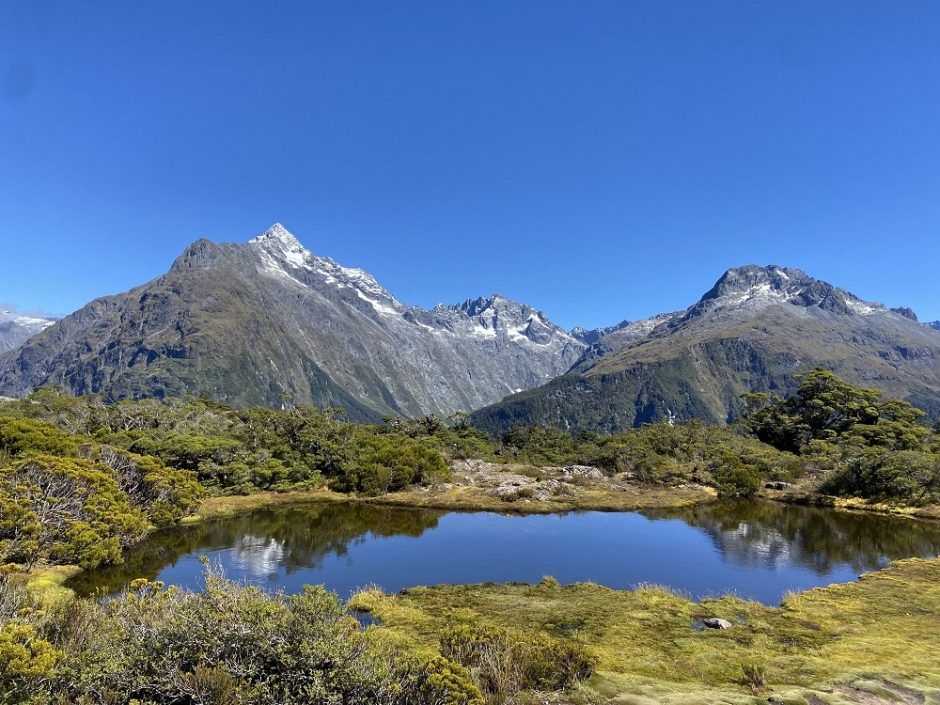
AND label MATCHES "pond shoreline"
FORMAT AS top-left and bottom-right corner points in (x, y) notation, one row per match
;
(22, 473), (940, 604)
